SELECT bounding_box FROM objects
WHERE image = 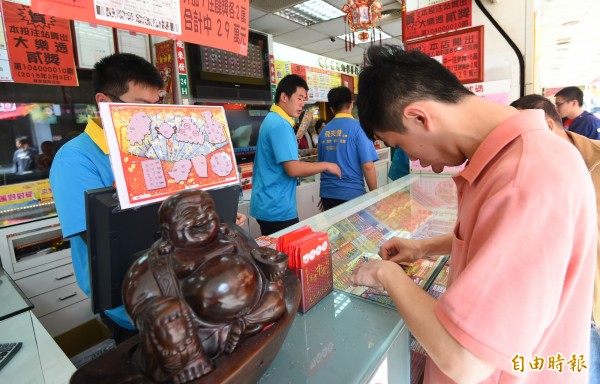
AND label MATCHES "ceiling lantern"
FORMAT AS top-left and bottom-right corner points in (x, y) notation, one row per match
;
(341, 0), (383, 51)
